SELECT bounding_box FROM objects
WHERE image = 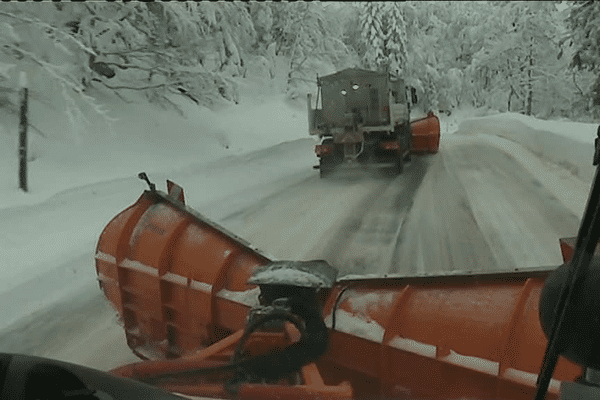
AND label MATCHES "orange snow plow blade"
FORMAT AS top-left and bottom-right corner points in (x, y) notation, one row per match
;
(320, 270), (581, 400)
(96, 177), (581, 399)
(95, 177), (272, 359)
(411, 111), (440, 154)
